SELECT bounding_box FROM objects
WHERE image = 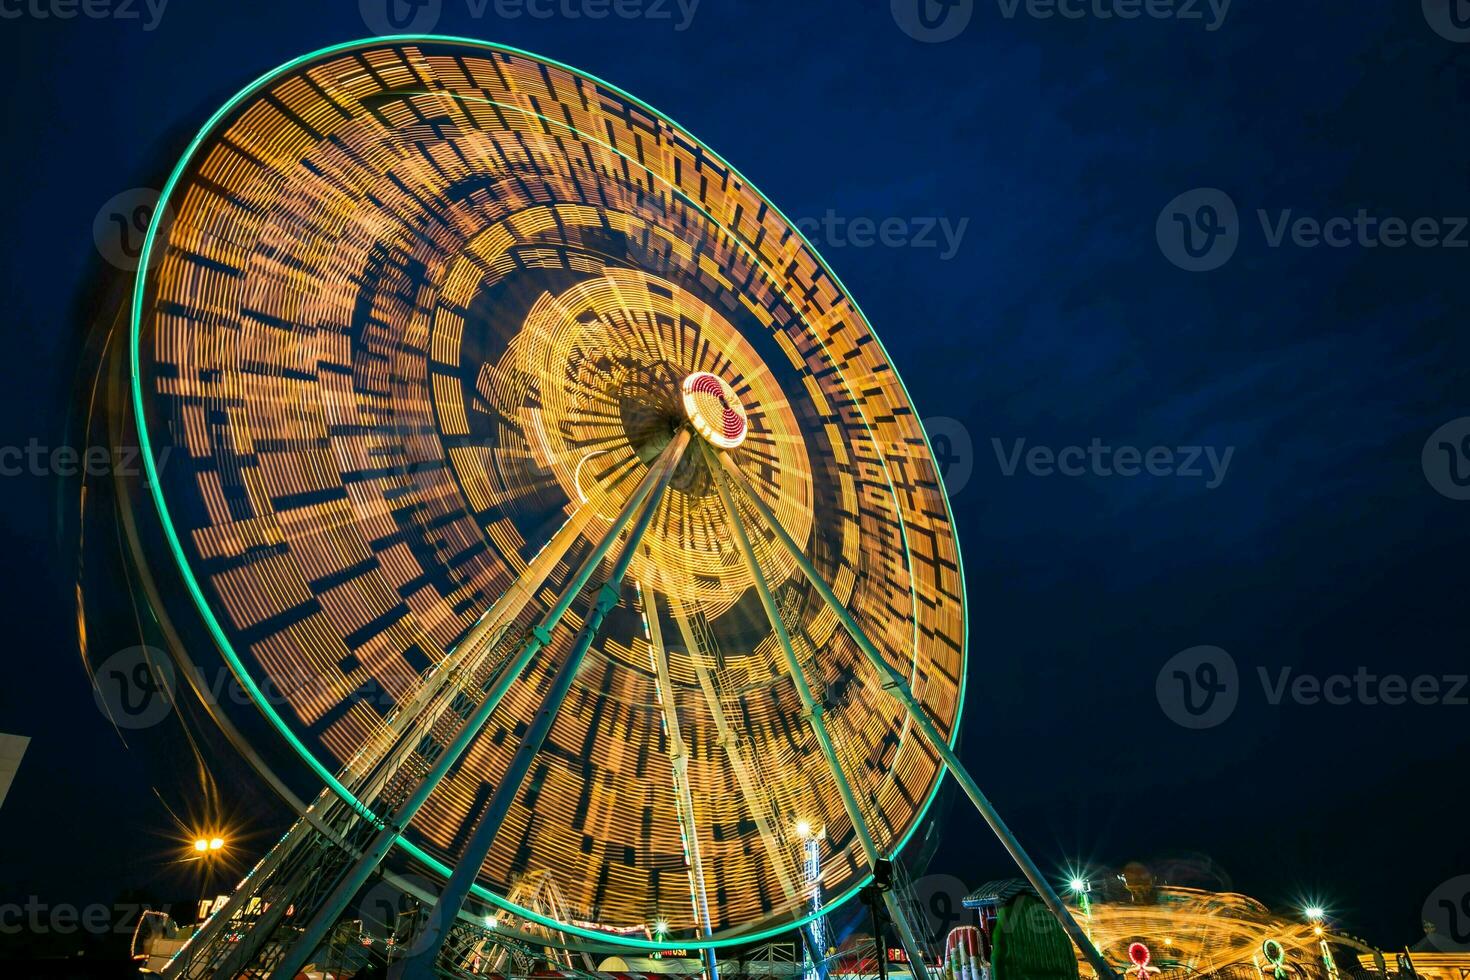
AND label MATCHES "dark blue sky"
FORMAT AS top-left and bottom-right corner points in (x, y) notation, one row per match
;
(2, 0), (1468, 954)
